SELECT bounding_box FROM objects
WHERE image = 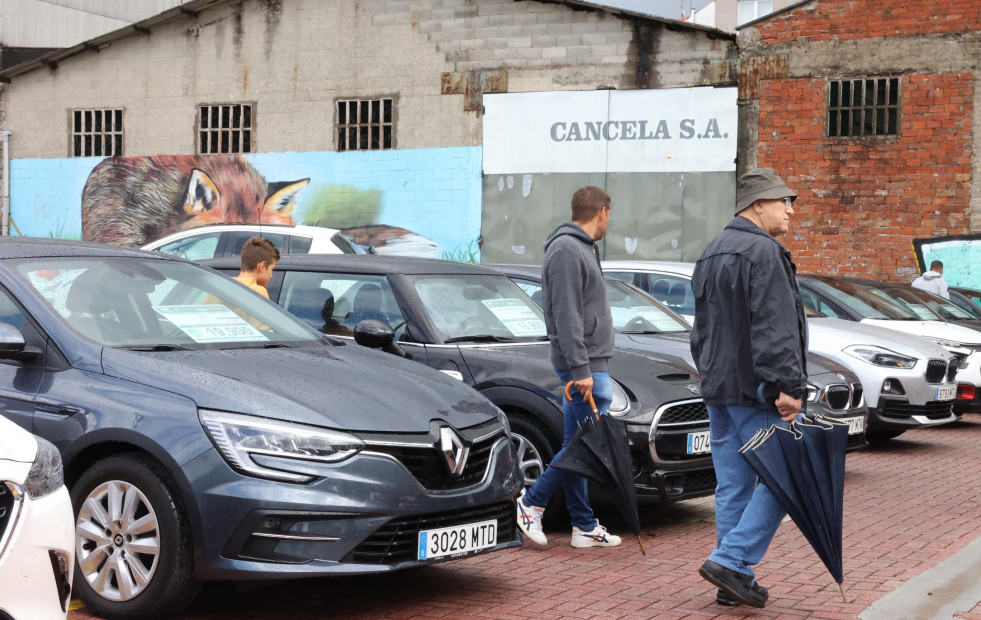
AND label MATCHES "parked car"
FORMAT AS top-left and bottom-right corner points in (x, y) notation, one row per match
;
(141, 223), (364, 260)
(847, 278), (981, 414)
(0, 239), (521, 620)
(204, 255), (719, 507)
(0, 415), (74, 620)
(947, 287), (981, 319)
(492, 264), (868, 449)
(603, 260), (696, 323)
